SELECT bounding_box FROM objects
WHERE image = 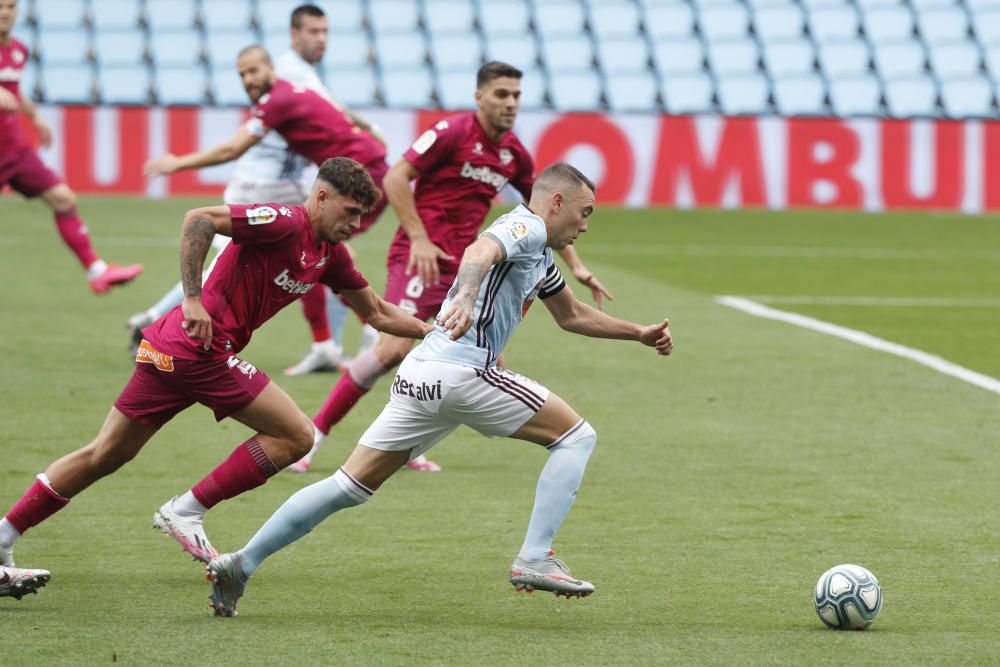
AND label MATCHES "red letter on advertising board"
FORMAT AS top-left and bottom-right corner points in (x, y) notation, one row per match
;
(534, 113), (634, 203)
(650, 116), (765, 207)
(787, 119), (861, 207)
(63, 107), (149, 194)
(984, 122), (1000, 211)
(881, 120), (962, 210)
(167, 108), (226, 196)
